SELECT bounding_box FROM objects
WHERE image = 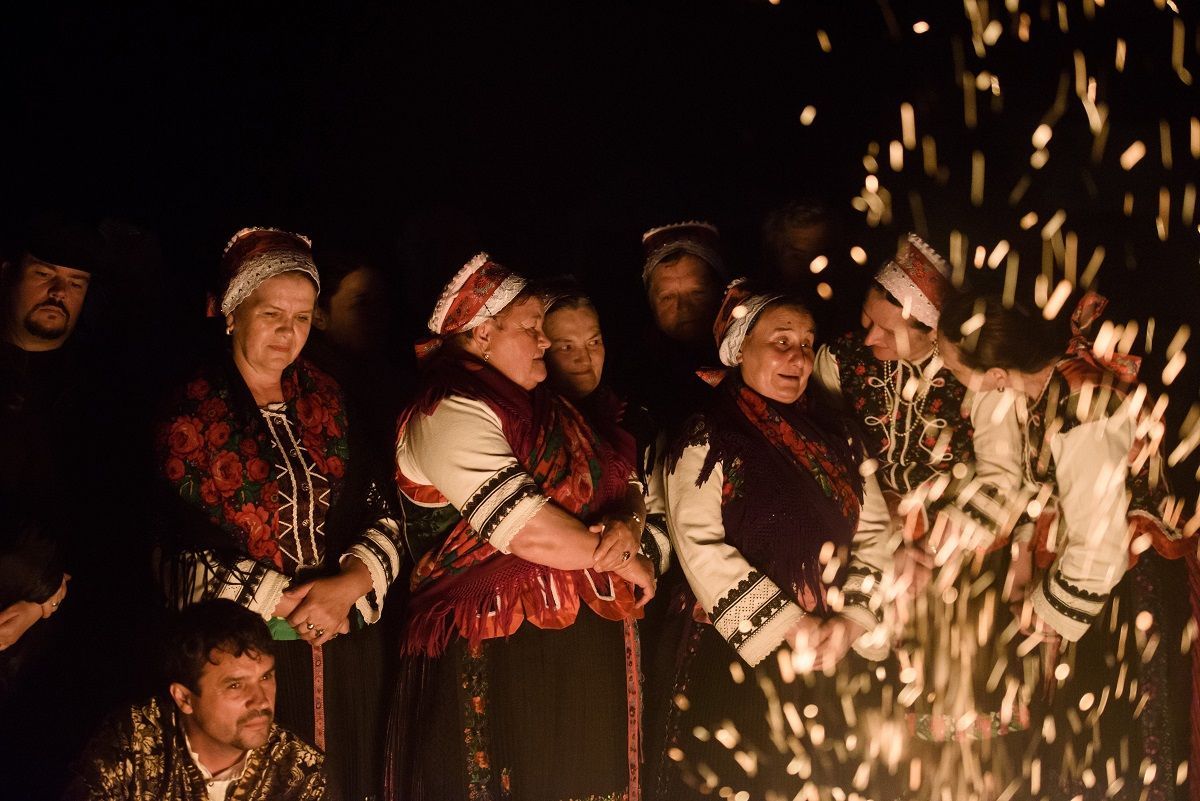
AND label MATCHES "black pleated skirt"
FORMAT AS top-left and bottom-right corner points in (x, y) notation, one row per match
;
(1035, 552), (1192, 801)
(385, 603), (635, 801)
(647, 594), (901, 801)
(274, 623), (388, 801)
